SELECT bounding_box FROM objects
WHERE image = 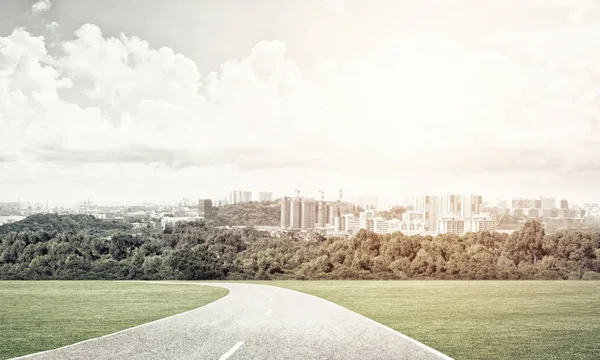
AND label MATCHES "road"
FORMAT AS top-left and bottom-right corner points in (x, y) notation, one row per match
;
(15, 282), (452, 360)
